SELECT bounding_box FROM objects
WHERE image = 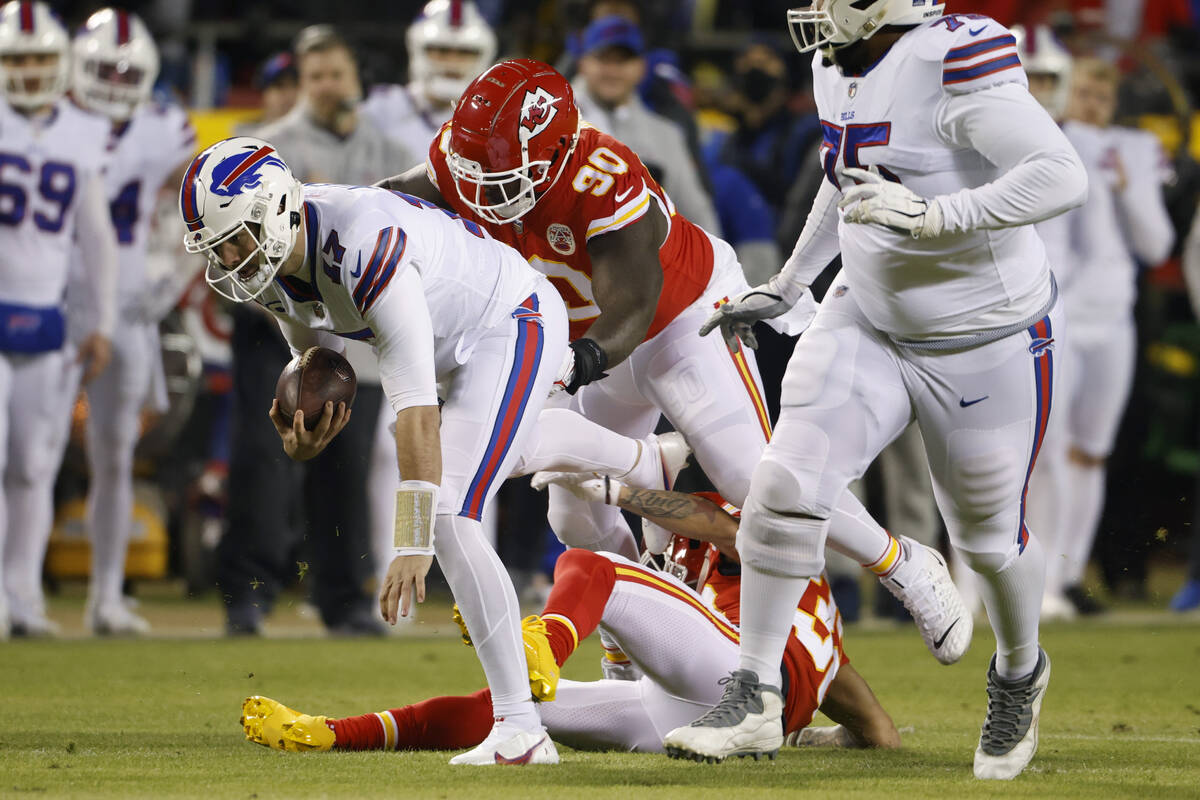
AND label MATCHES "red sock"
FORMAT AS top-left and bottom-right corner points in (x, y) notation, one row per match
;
(541, 549), (616, 666)
(331, 690), (494, 751)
